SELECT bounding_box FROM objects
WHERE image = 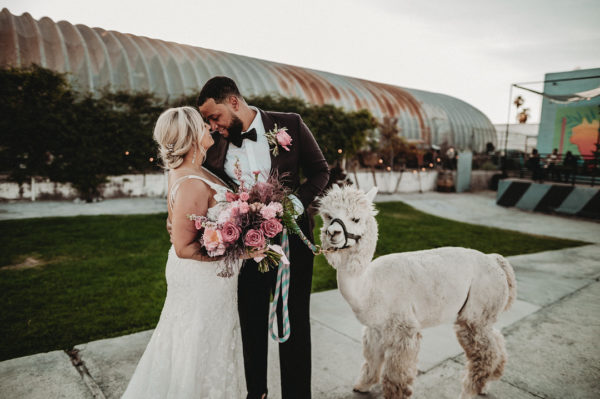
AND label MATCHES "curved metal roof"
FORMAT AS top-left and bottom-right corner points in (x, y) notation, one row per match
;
(0, 8), (497, 151)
